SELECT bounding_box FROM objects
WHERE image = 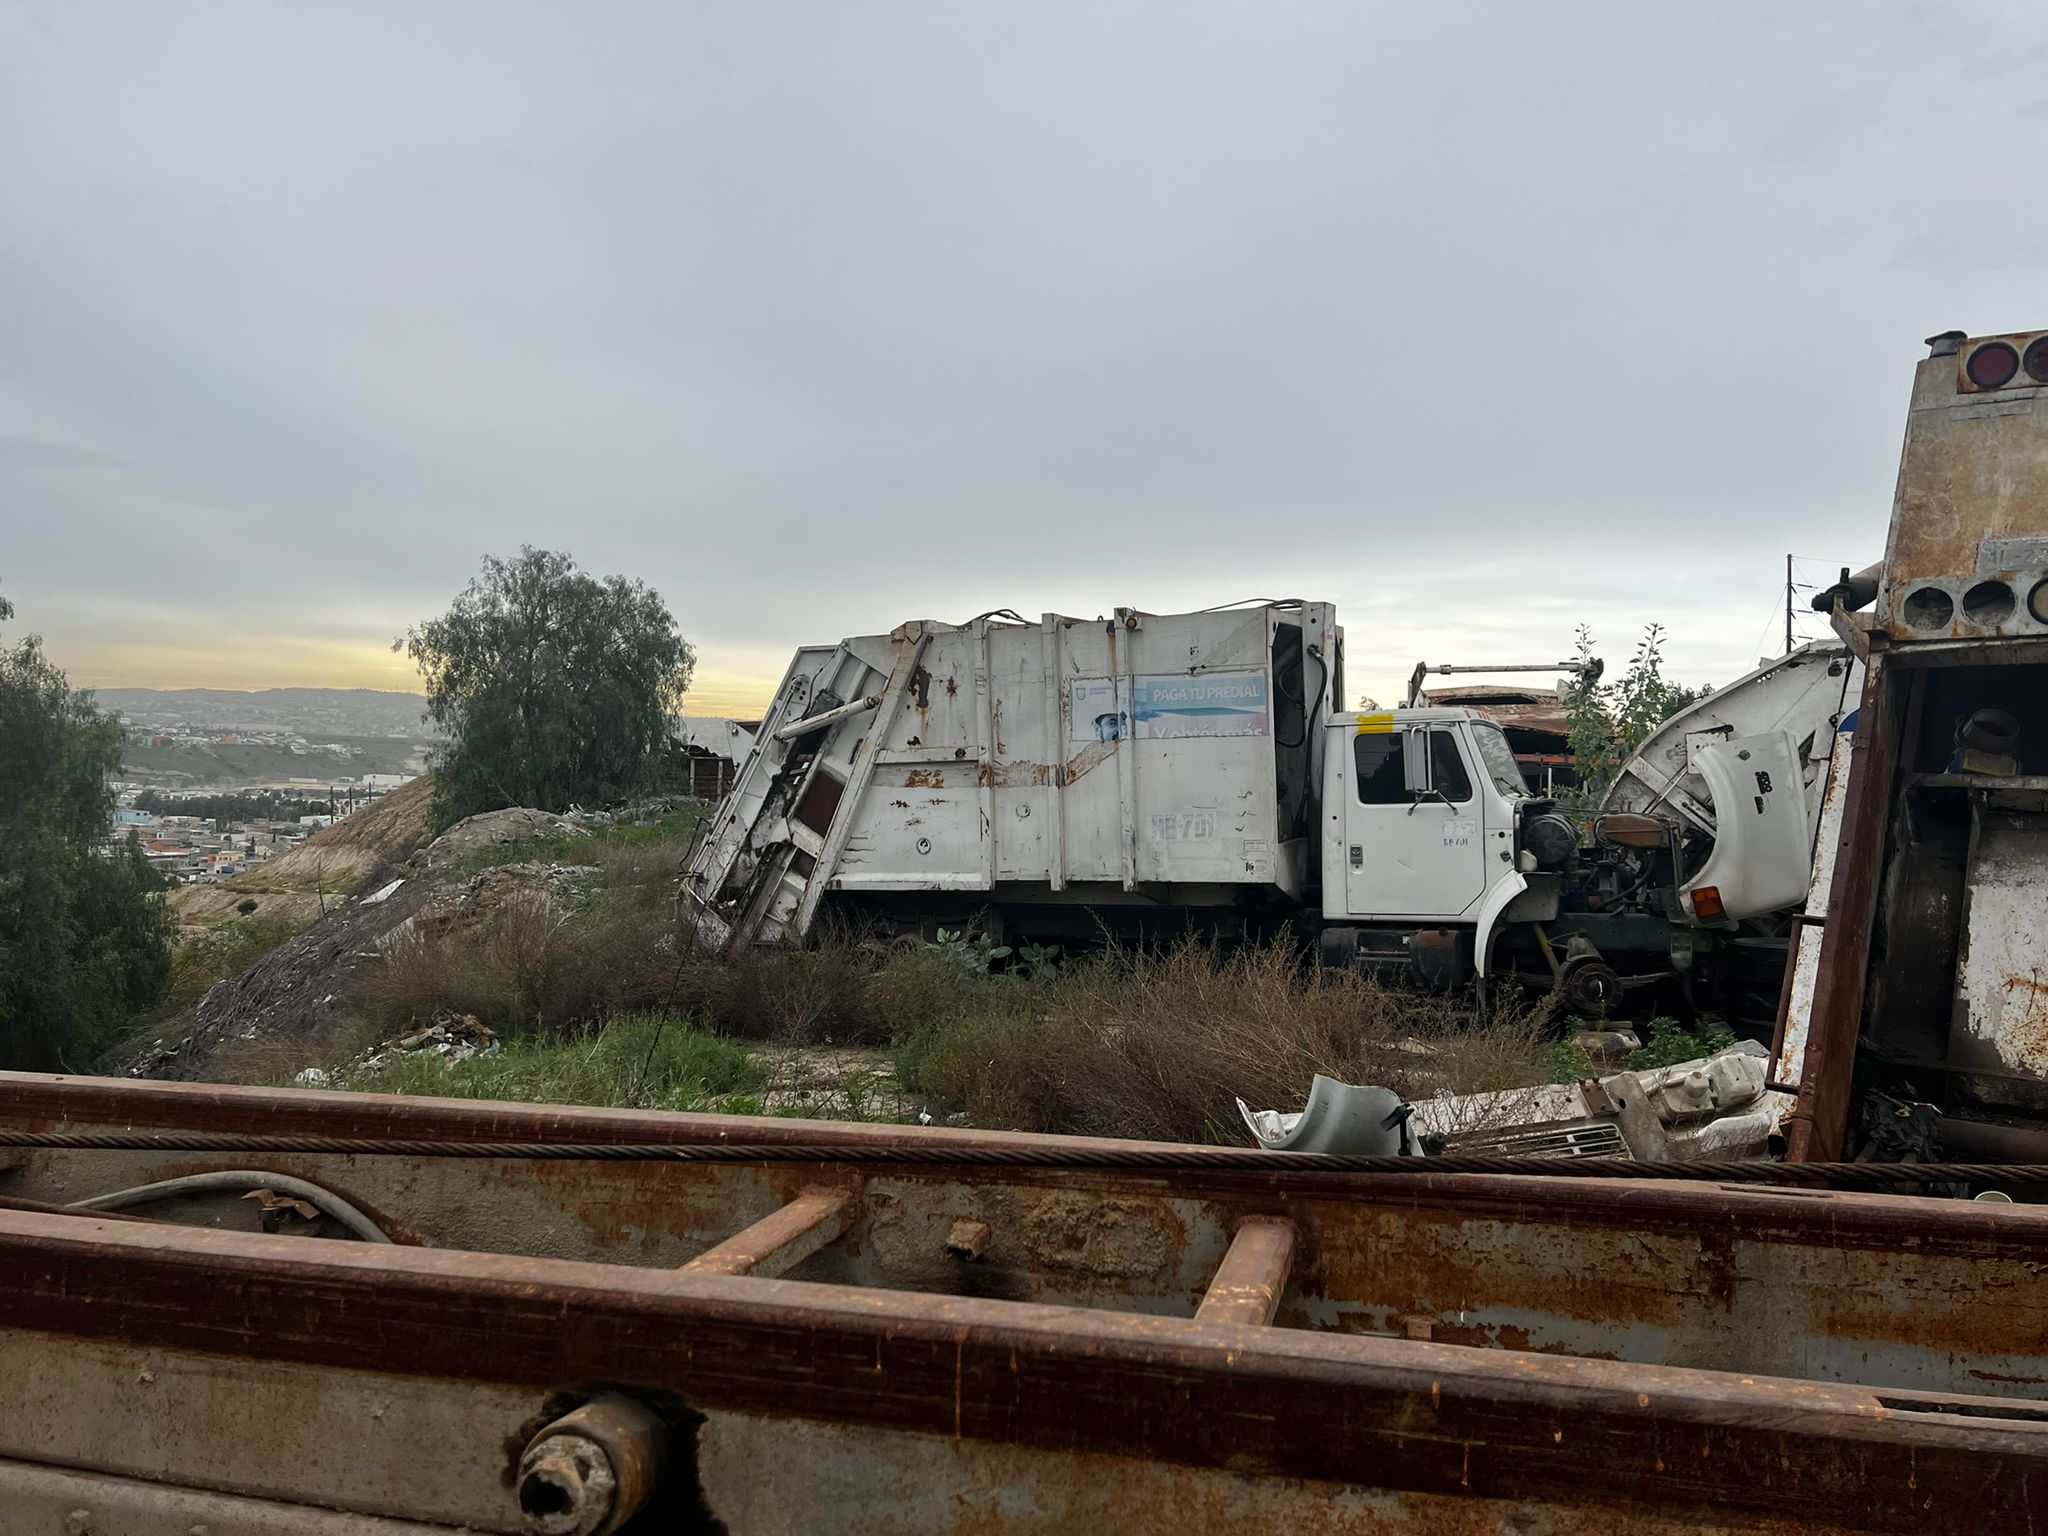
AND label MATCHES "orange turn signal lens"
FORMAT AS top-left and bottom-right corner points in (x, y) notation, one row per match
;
(1691, 886), (1725, 922)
